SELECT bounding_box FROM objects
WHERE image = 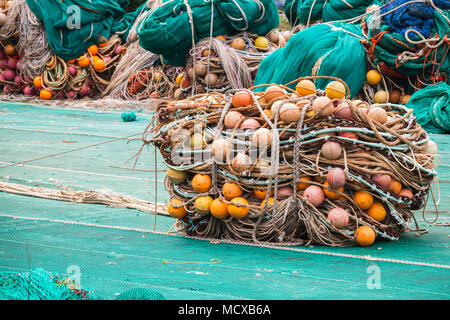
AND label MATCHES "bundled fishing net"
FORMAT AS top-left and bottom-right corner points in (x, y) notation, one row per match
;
(24, 0), (136, 61)
(182, 32), (284, 95)
(285, 0), (381, 27)
(137, 0), (280, 66)
(34, 35), (126, 100)
(0, 268), (166, 300)
(140, 76), (438, 247)
(254, 23), (368, 98)
(285, 0), (326, 27)
(406, 81), (450, 133)
(0, 268), (100, 300)
(362, 0), (450, 84)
